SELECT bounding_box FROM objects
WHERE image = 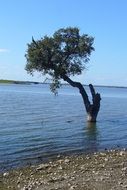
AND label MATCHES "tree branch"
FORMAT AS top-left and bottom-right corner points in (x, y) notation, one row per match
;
(89, 83), (96, 103)
(89, 84), (101, 105)
(62, 74), (90, 112)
